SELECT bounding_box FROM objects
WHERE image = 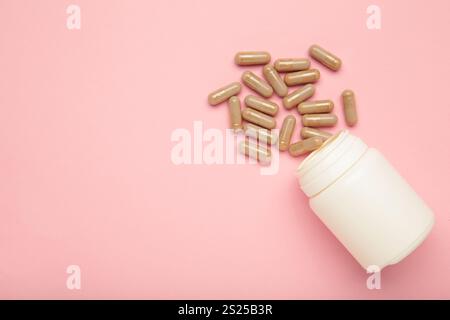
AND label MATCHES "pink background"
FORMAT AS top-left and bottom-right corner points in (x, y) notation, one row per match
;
(1, 0), (449, 299)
